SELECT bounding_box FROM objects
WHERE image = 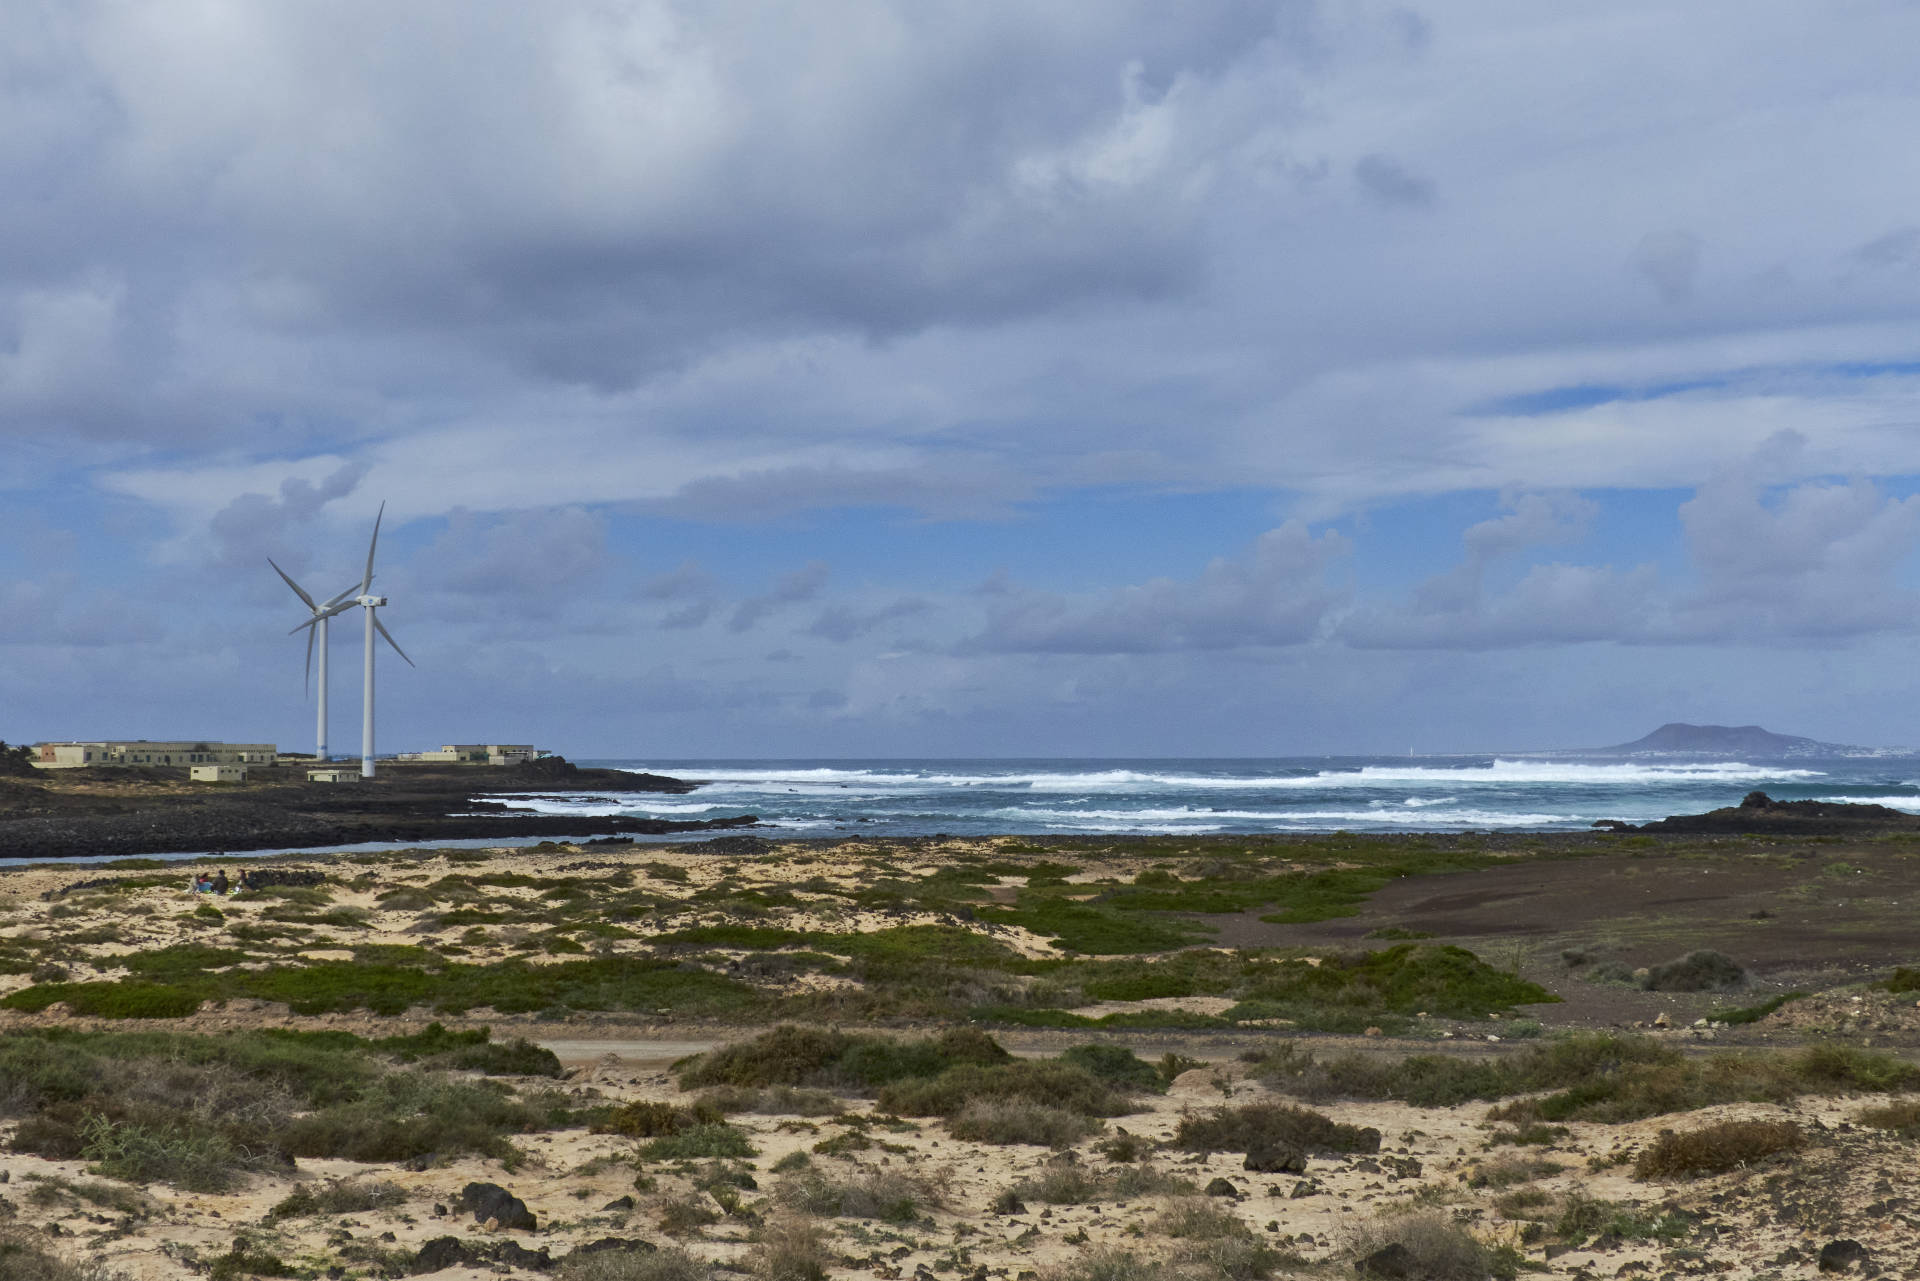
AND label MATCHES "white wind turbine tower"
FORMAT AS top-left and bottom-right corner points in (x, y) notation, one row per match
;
(350, 502), (414, 778)
(268, 561), (361, 762)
